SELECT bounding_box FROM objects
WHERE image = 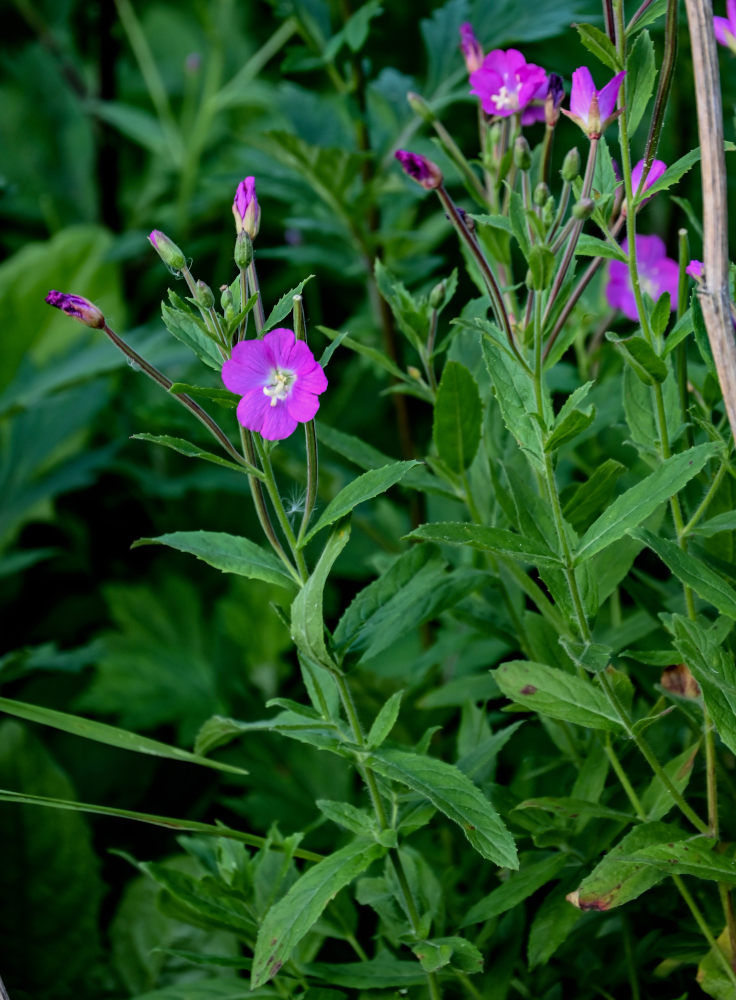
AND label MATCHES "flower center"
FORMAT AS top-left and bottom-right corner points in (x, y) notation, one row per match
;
(491, 84), (518, 111)
(263, 367), (296, 406)
(641, 275), (659, 301)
